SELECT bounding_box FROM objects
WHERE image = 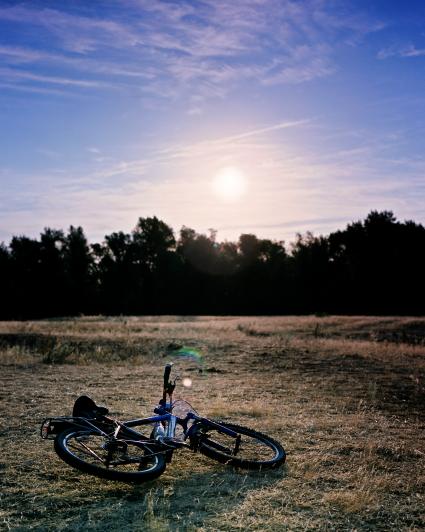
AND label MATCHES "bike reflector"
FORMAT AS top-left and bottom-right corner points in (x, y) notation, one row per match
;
(40, 419), (51, 439)
(40, 418), (70, 439)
